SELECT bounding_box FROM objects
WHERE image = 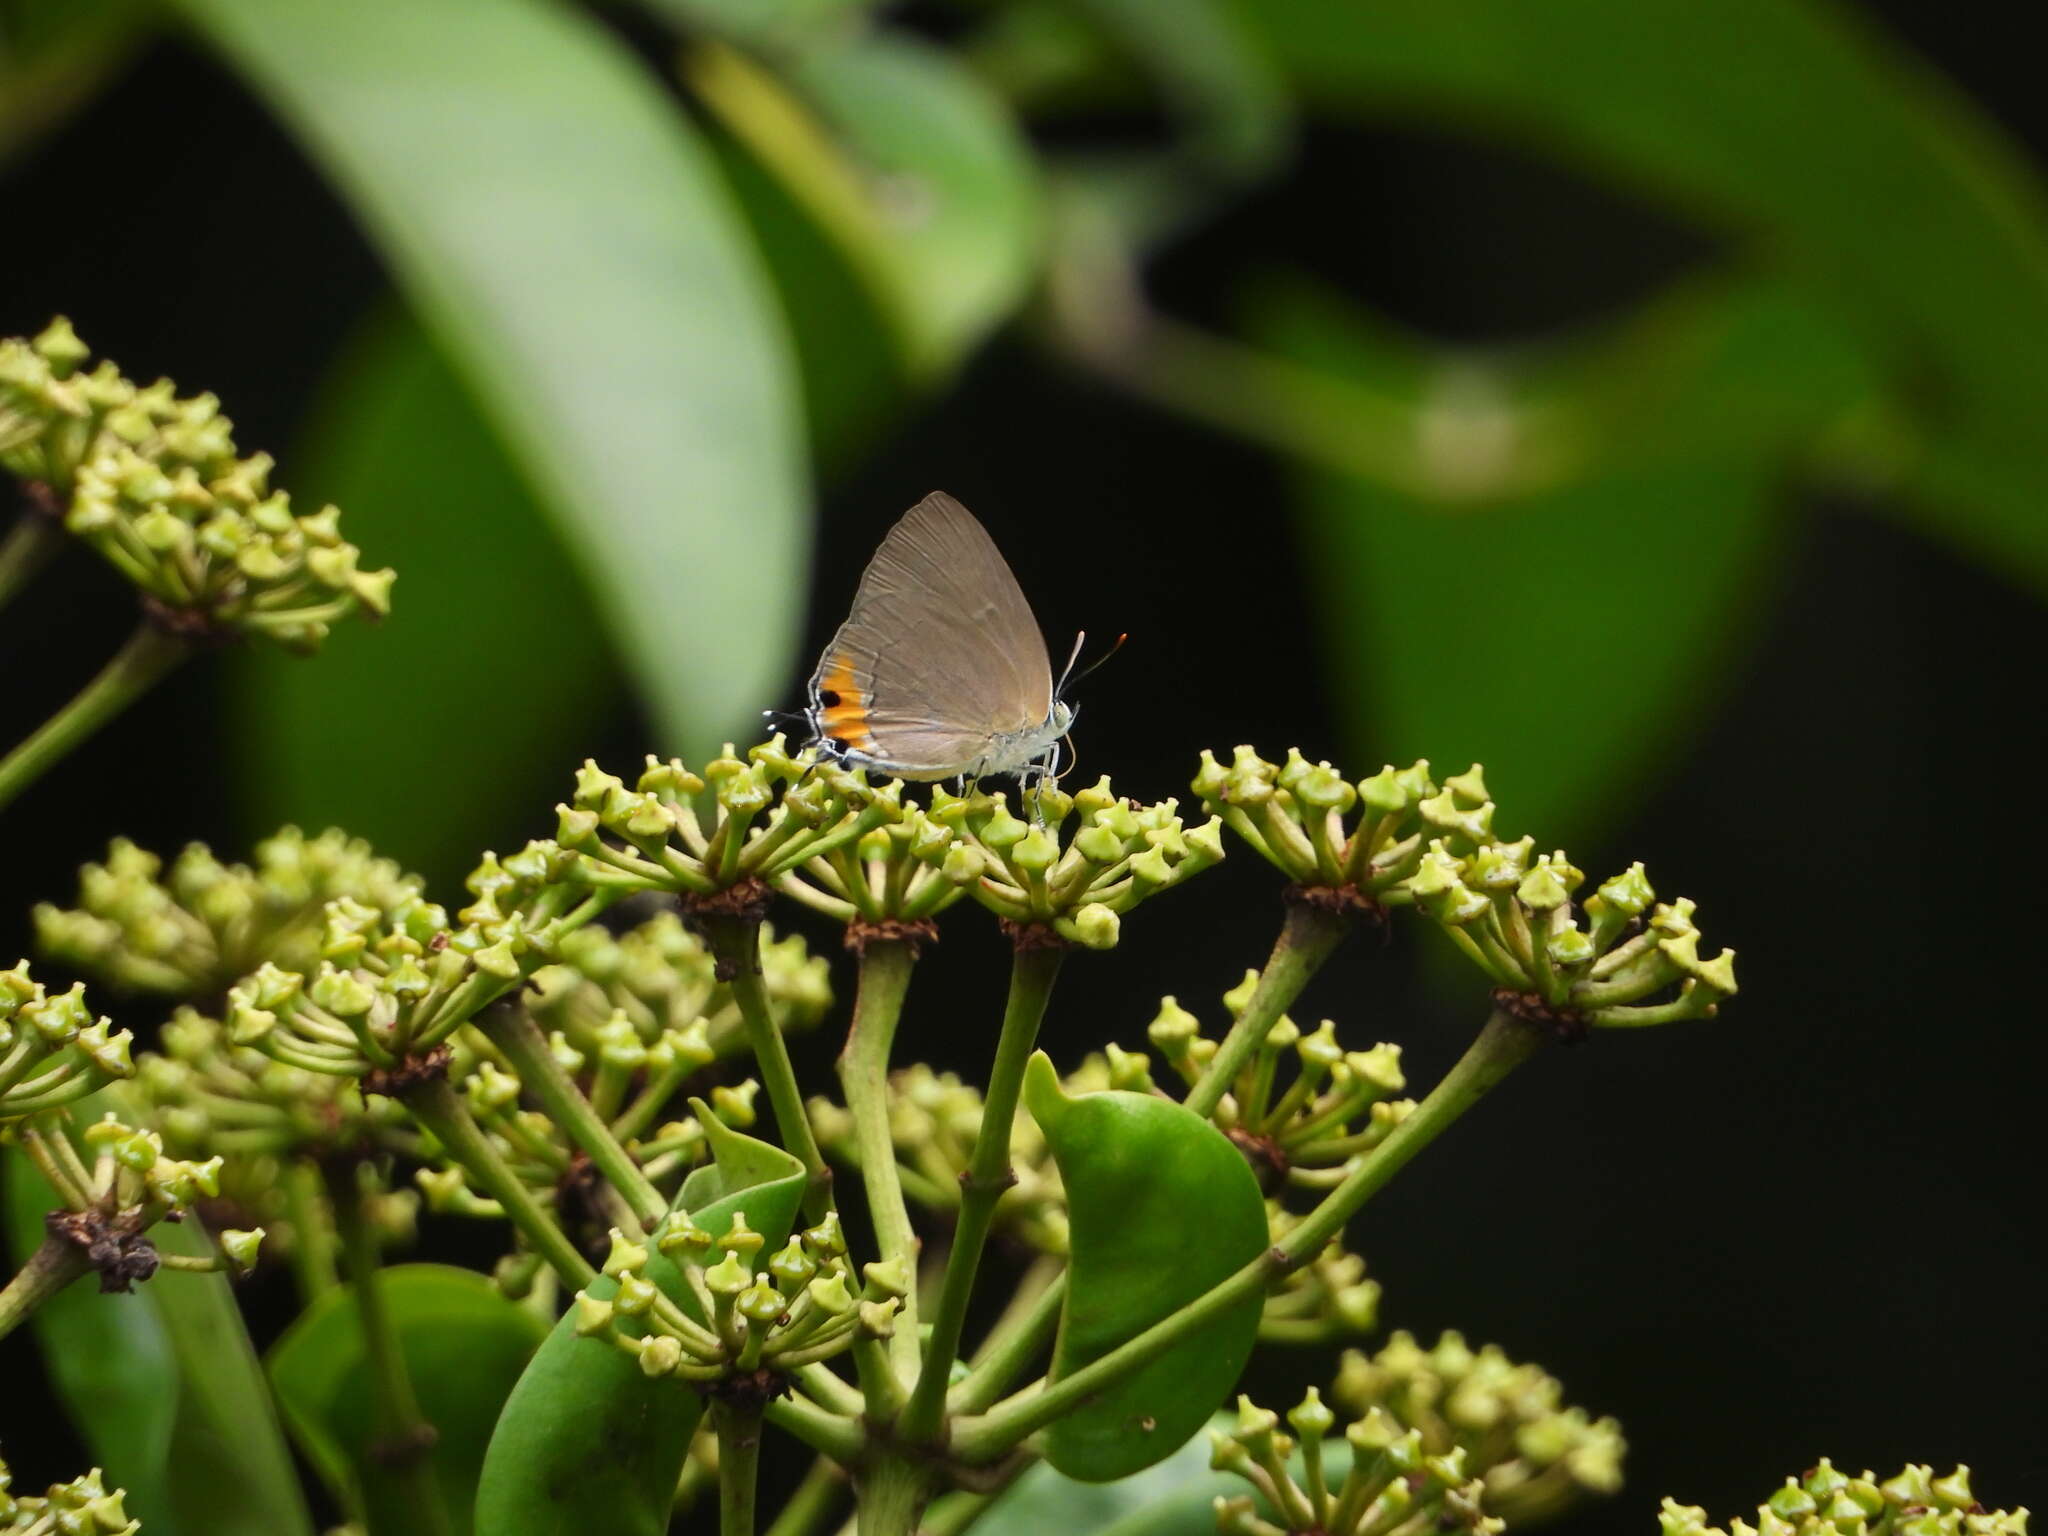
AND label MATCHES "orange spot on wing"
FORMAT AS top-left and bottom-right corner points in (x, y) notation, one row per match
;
(818, 652), (875, 751)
